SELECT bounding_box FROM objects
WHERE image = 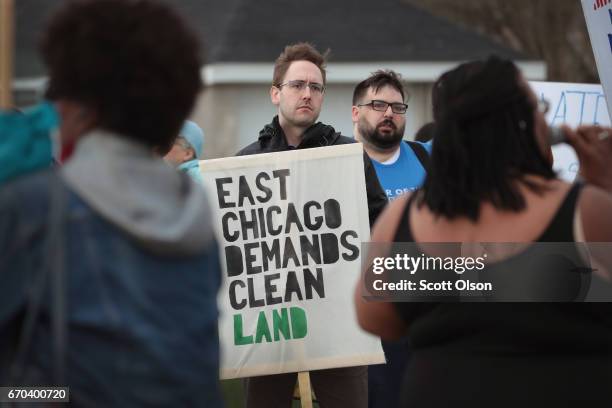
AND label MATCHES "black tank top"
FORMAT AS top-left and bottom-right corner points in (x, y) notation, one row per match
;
(393, 183), (612, 407)
(393, 182), (583, 243)
(393, 182), (612, 351)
